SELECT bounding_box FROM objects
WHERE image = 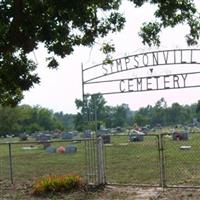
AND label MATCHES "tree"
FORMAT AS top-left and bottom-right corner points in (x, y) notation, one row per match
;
(196, 100), (200, 121)
(133, 113), (149, 126)
(112, 104), (133, 127)
(135, 0), (200, 46)
(0, 106), (22, 136)
(0, 104), (73, 135)
(75, 93), (107, 131)
(1, 0), (200, 105)
(54, 112), (75, 130)
(0, 0), (125, 105)
(150, 98), (167, 126)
